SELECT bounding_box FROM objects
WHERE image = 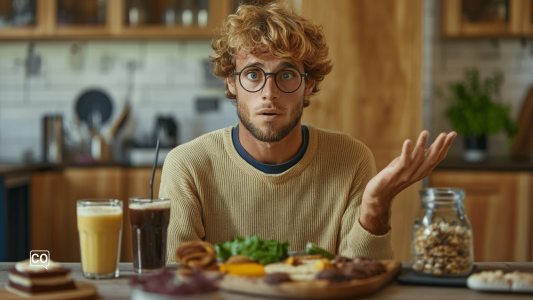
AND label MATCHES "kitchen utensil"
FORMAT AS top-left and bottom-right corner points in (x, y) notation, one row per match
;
(511, 85), (533, 160)
(152, 116), (178, 148)
(75, 89), (113, 130)
(107, 101), (131, 141)
(42, 115), (63, 163)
